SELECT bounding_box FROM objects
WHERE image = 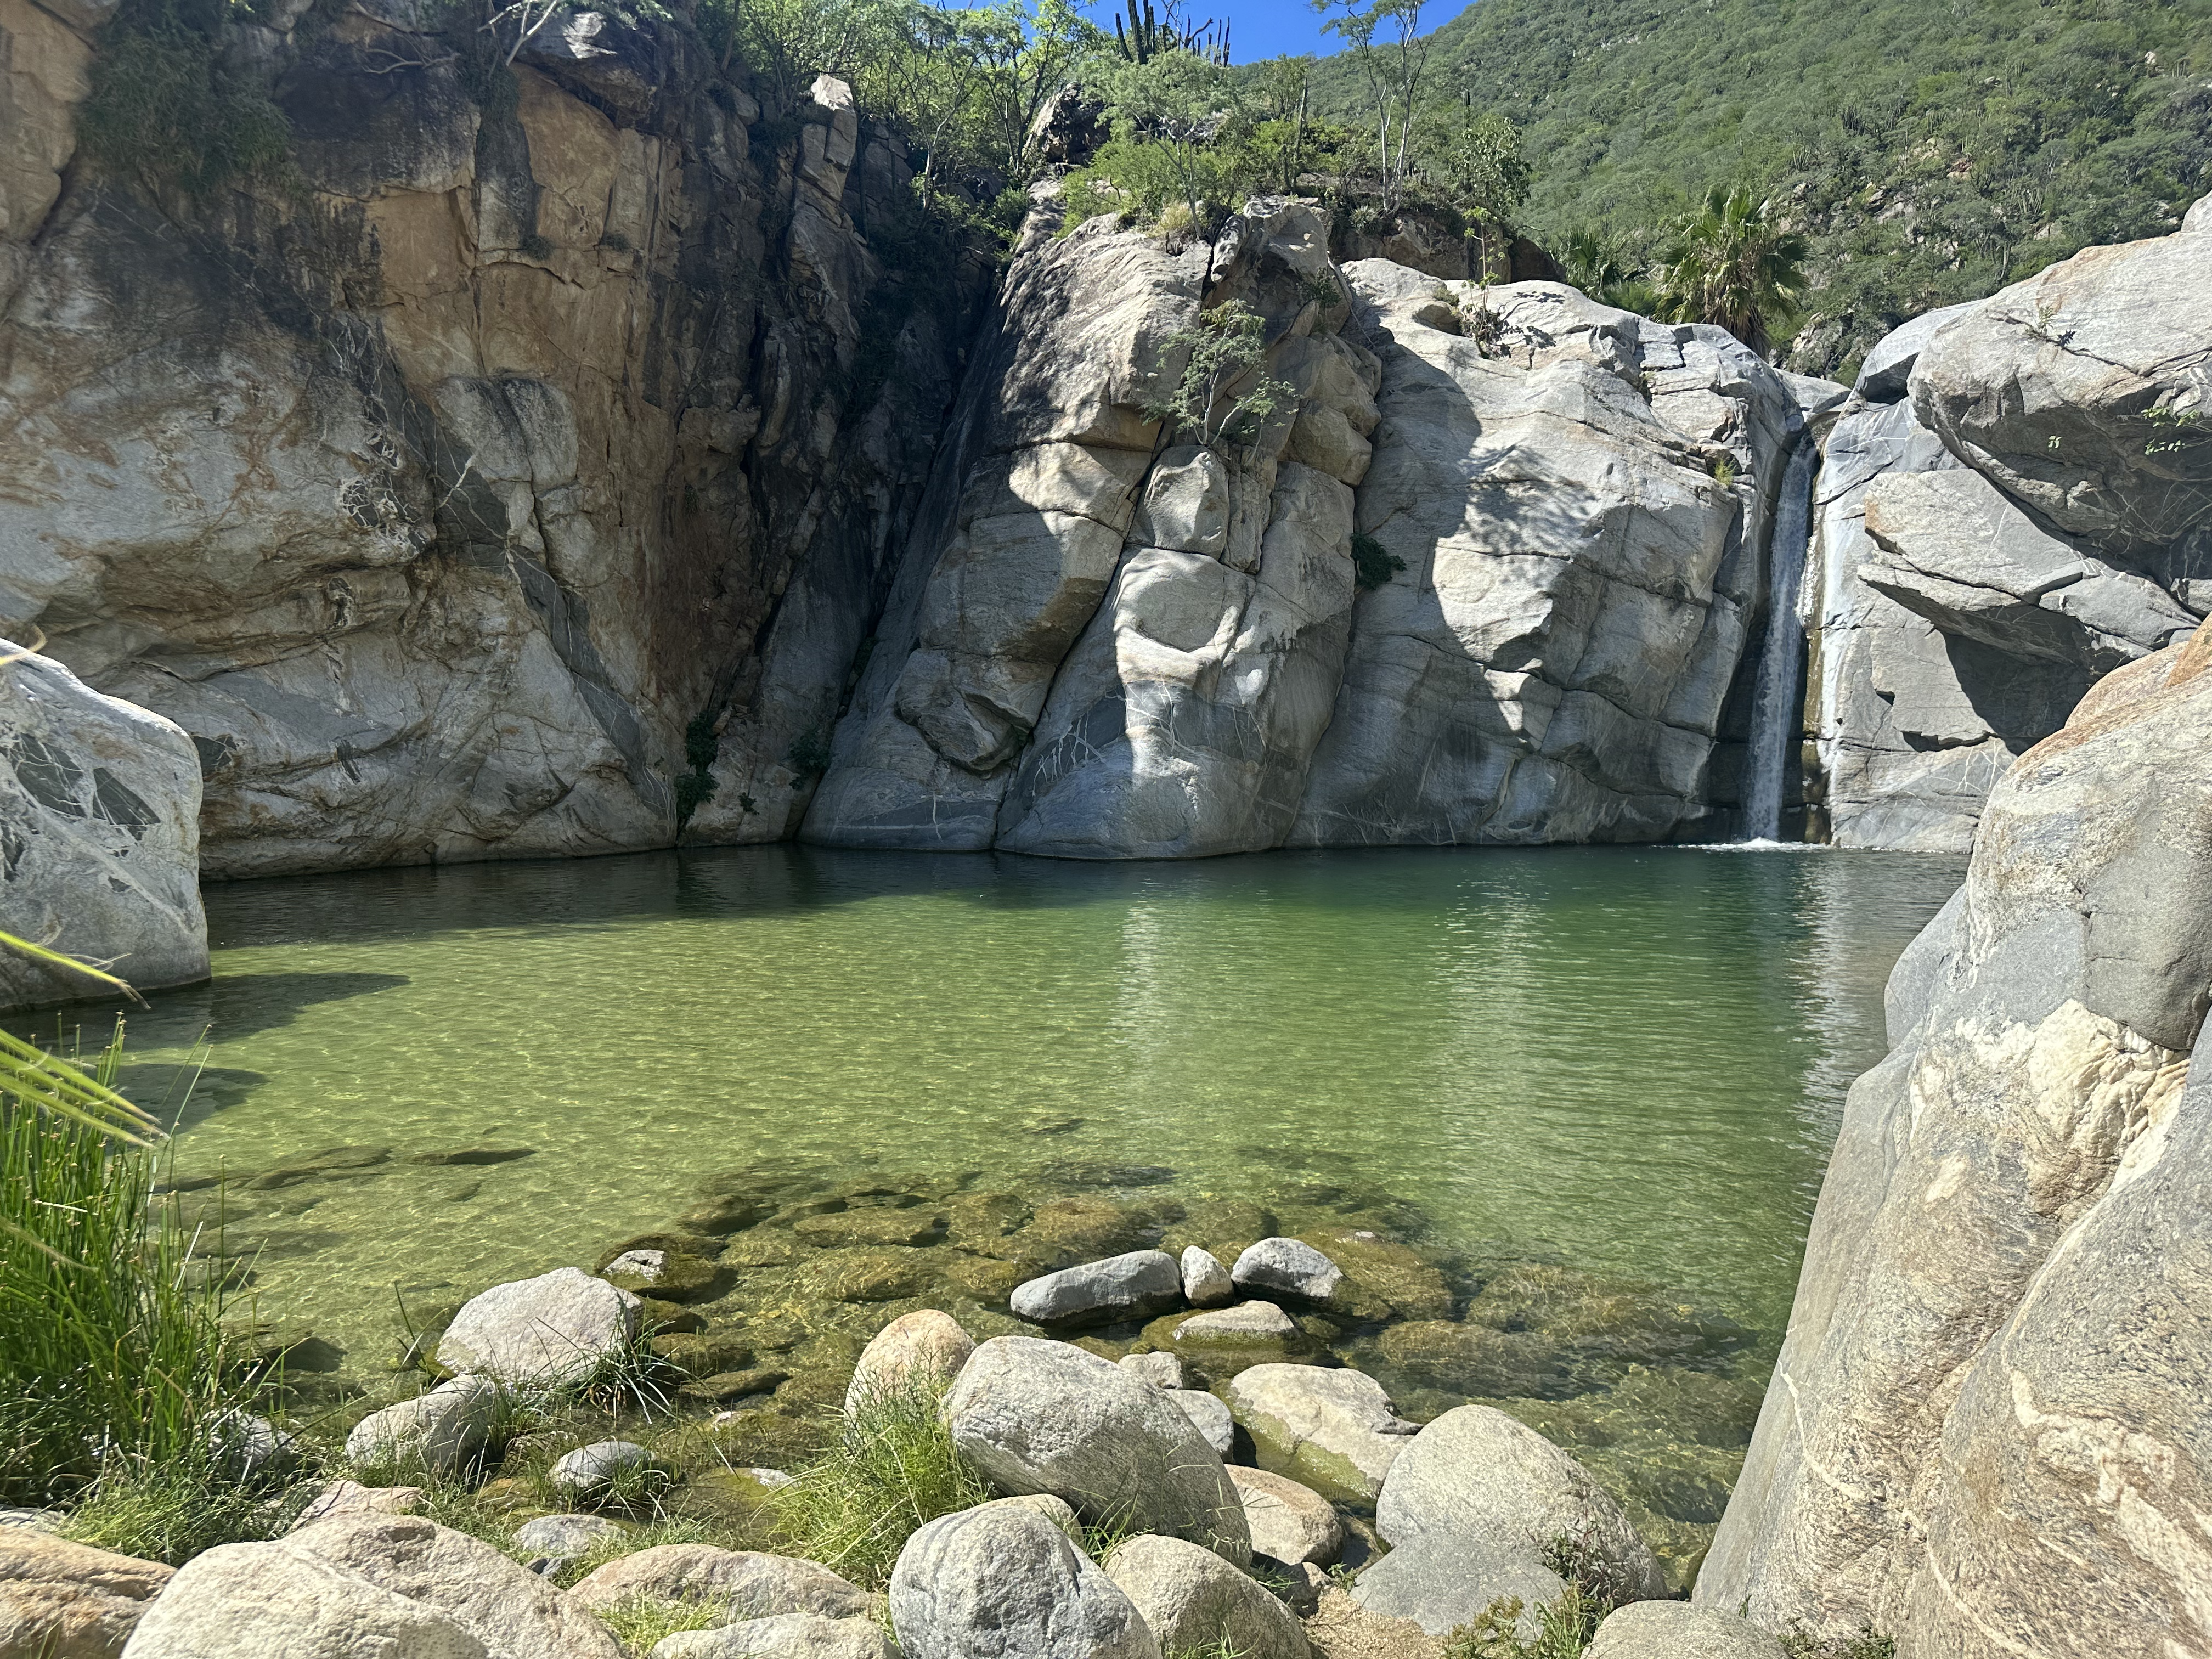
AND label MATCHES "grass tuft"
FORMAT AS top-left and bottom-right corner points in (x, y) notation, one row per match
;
(771, 1385), (986, 1588)
(592, 1590), (732, 1657)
